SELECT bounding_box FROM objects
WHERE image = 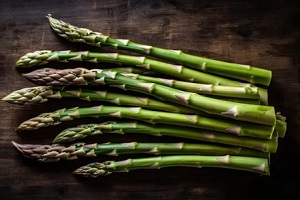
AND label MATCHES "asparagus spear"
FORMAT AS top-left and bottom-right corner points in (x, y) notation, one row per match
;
(16, 105), (275, 139)
(106, 70), (267, 104)
(15, 50), (250, 87)
(47, 14), (272, 86)
(22, 68), (276, 125)
(73, 155), (270, 177)
(104, 69), (264, 104)
(2, 86), (261, 111)
(2, 86), (206, 115)
(12, 141), (269, 162)
(53, 121), (278, 153)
